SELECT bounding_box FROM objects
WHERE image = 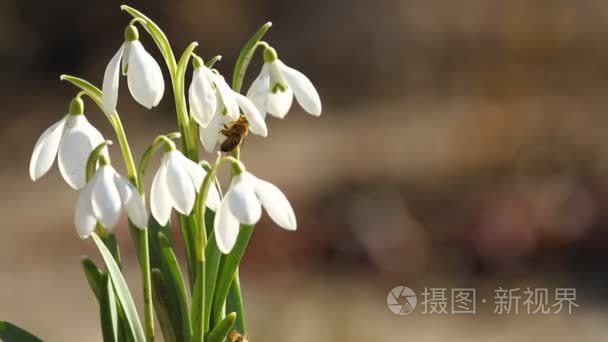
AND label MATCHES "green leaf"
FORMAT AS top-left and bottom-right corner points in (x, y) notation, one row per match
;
(232, 22), (272, 92)
(178, 213), (198, 290)
(207, 313), (236, 342)
(158, 232), (192, 341)
(0, 321), (43, 342)
(101, 233), (122, 269)
(191, 261), (205, 342)
(120, 5), (177, 75)
(151, 269), (178, 342)
(91, 233), (145, 342)
(99, 273), (118, 342)
(226, 274), (246, 334)
(211, 225), (254, 328)
(148, 219), (186, 342)
(81, 256), (103, 300)
(203, 230), (221, 334)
